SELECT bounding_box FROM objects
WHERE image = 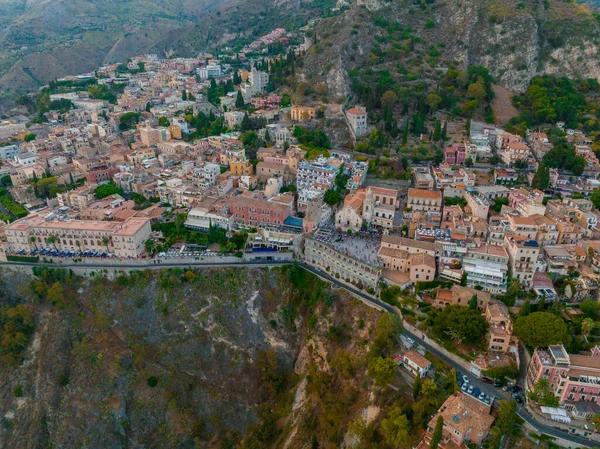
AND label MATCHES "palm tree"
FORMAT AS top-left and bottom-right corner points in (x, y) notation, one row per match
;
(582, 318), (595, 343)
(30, 235), (37, 250)
(46, 236), (57, 250)
(102, 237), (110, 253)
